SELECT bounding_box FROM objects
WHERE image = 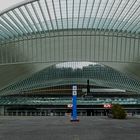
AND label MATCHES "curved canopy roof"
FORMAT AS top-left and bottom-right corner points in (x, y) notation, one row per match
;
(0, 0), (140, 41)
(1, 63), (140, 96)
(0, 0), (140, 96)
